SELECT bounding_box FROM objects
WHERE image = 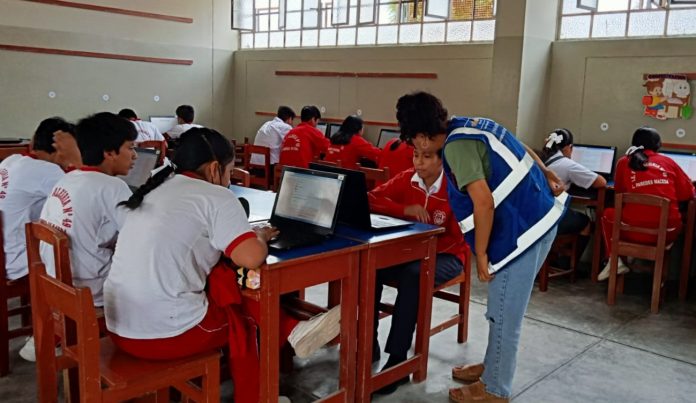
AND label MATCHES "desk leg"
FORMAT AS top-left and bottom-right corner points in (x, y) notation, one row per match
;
(356, 250), (377, 403)
(339, 254), (359, 402)
(413, 237), (437, 383)
(259, 270), (280, 403)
